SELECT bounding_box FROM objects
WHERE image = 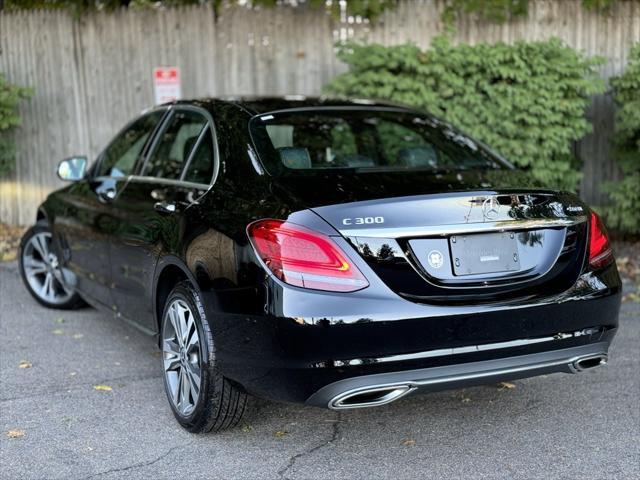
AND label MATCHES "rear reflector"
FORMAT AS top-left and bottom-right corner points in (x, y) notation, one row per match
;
(247, 219), (369, 292)
(588, 212), (613, 269)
